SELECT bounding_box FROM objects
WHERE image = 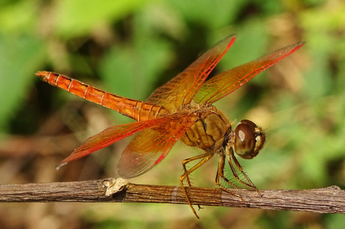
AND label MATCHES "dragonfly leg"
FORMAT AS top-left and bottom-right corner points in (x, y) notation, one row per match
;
(227, 147), (260, 195)
(215, 153), (244, 202)
(180, 151), (214, 219)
